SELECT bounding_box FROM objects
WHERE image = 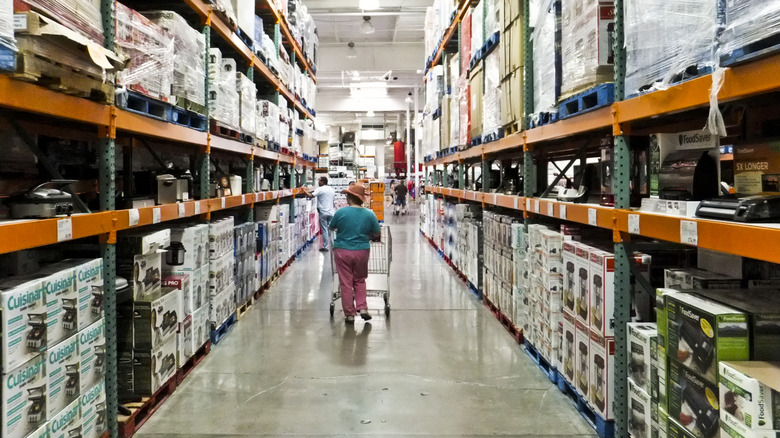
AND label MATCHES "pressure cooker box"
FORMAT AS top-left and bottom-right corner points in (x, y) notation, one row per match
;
(719, 361), (780, 431)
(0, 275), (47, 372)
(132, 287), (181, 351)
(47, 333), (80, 418)
(589, 329), (615, 420)
(628, 322), (658, 394)
(165, 224), (209, 272)
(667, 360), (720, 438)
(2, 355), (47, 438)
(666, 293), (750, 384)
